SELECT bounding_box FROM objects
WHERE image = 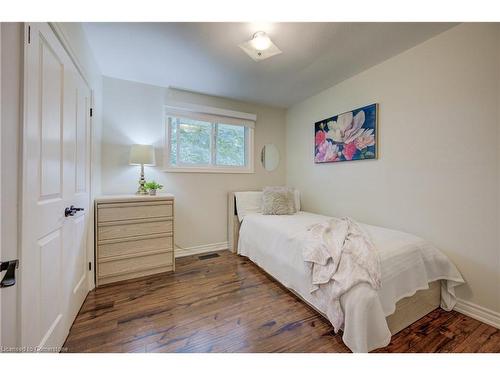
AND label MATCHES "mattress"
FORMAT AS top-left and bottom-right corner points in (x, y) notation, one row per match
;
(237, 211), (464, 352)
